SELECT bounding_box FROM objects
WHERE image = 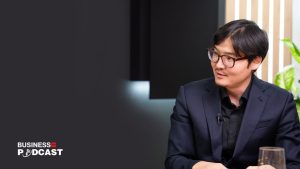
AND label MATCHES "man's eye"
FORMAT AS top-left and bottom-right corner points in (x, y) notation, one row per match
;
(224, 56), (234, 61)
